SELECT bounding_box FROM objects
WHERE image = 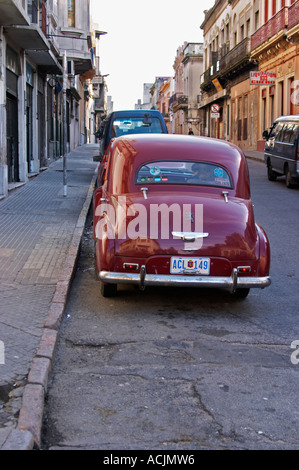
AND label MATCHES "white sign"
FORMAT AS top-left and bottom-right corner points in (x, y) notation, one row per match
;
(211, 112), (220, 119)
(250, 71), (276, 85)
(211, 104), (220, 113)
